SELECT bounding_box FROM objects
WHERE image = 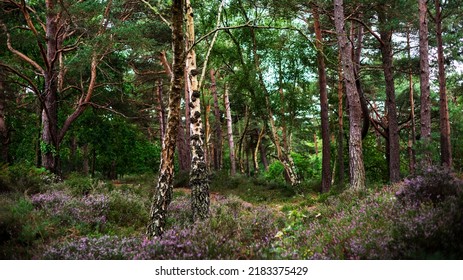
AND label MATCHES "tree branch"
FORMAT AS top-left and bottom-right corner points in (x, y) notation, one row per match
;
(1, 23), (45, 75)
(141, 0), (171, 28)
